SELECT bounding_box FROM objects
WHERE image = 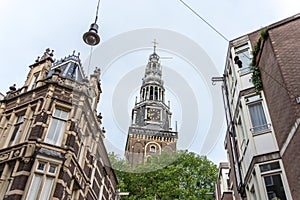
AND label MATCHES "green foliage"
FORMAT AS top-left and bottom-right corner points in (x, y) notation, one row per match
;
(109, 151), (218, 200)
(251, 28), (268, 93)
